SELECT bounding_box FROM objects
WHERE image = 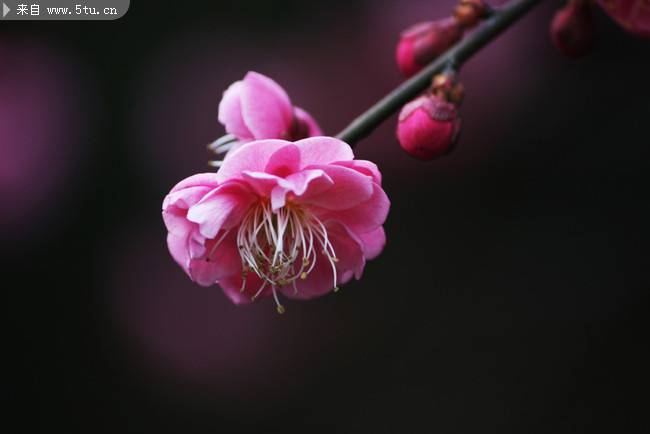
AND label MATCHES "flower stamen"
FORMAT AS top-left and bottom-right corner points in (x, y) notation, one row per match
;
(272, 287), (285, 314)
(237, 201), (339, 308)
(207, 134), (241, 167)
